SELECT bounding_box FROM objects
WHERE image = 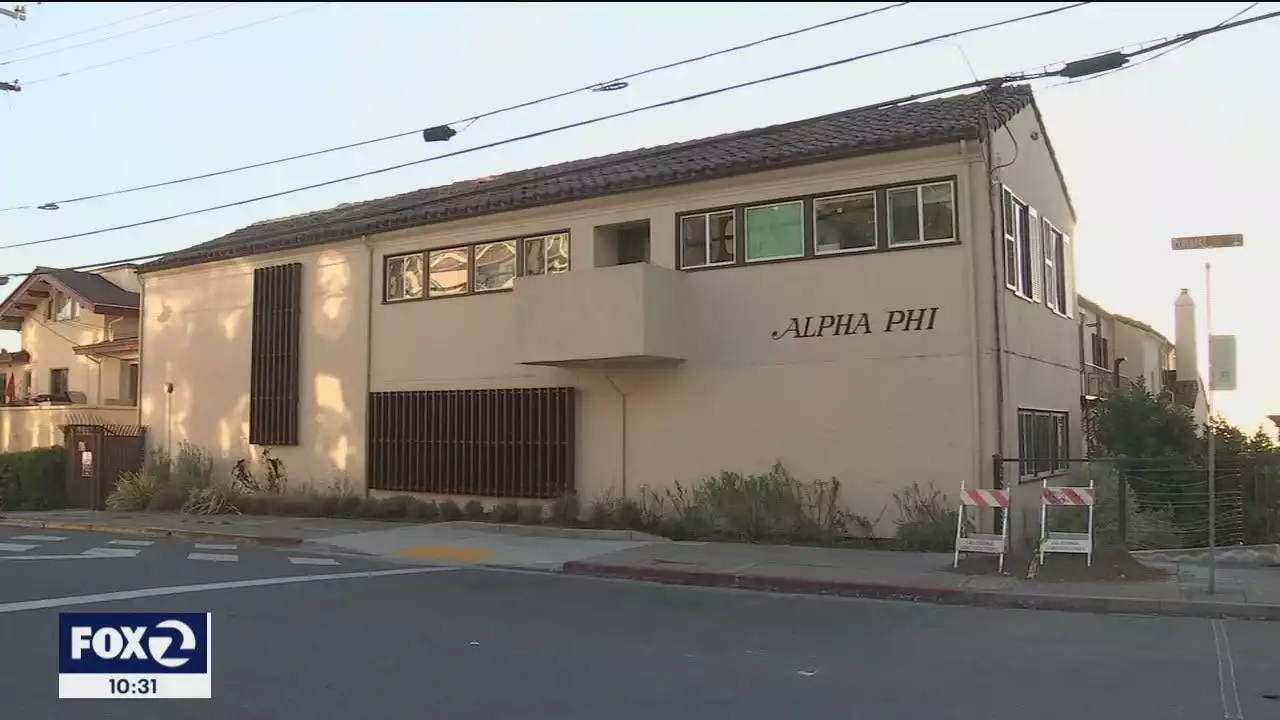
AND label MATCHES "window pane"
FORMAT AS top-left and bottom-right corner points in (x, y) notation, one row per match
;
(386, 257), (404, 300)
(815, 193), (876, 253)
(744, 202), (803, 260)
(1017, 204), (1033, 295)
(524, 237), (546, 276)
(475, 240), (516, 291)
(680, 215), (708, 268)
(921, 183), (954, 241)
(887, 188), (920, 245)
(402, 254), (424, 298)
(1004, 236), (1018, 287)
(428, 247), (469, 297)
(545, 233), (570, 273)
(1036, 415), (1052, 475)
(1003, 190), (1013, 237)
(1054, 232), (1068, 312)
(709, 211), (735, 264)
